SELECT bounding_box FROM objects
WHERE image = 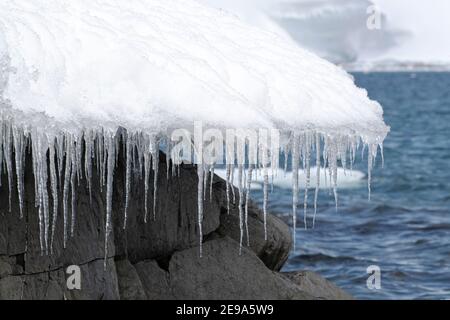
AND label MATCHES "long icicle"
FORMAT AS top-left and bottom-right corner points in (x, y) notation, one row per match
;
(225, 164), (231, 214)
(12, 126), (25, 218)
(49, 143), (59, 254)
(85, 130), (93, 204)
(4, 124), (13, 212)
(151, 139), (159, 221)
(143, 150), (150, 223)
(62, 136), (72, 248)
(291, 134), (300, 251)
(70, 138), (77, 237)
(263, 168), (269, 241)
(197, 163), (204, 257)
(237, 164), (244, 254)
(313, 133), (320, 228)
(104, 133), (115, 270)
(124, 135), (132, 229)
(209, 164), (214, 202)
(244, 164), (252, 246)
(41, 145), (50, 255)
(303, 134), (311, 230)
